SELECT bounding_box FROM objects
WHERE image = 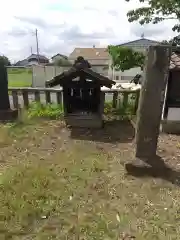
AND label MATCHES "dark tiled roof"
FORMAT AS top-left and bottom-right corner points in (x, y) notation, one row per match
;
(46, 67), (115, 88)
(14, 59), (29, 66)
(52, 53), (68, 59)
(27, 54), (49, 61)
